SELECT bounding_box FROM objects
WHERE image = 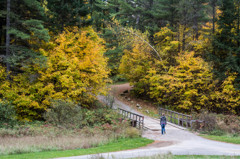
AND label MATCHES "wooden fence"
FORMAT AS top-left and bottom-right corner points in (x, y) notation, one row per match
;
(159, 107), (193, 128)
(118, 108), (144, 129)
